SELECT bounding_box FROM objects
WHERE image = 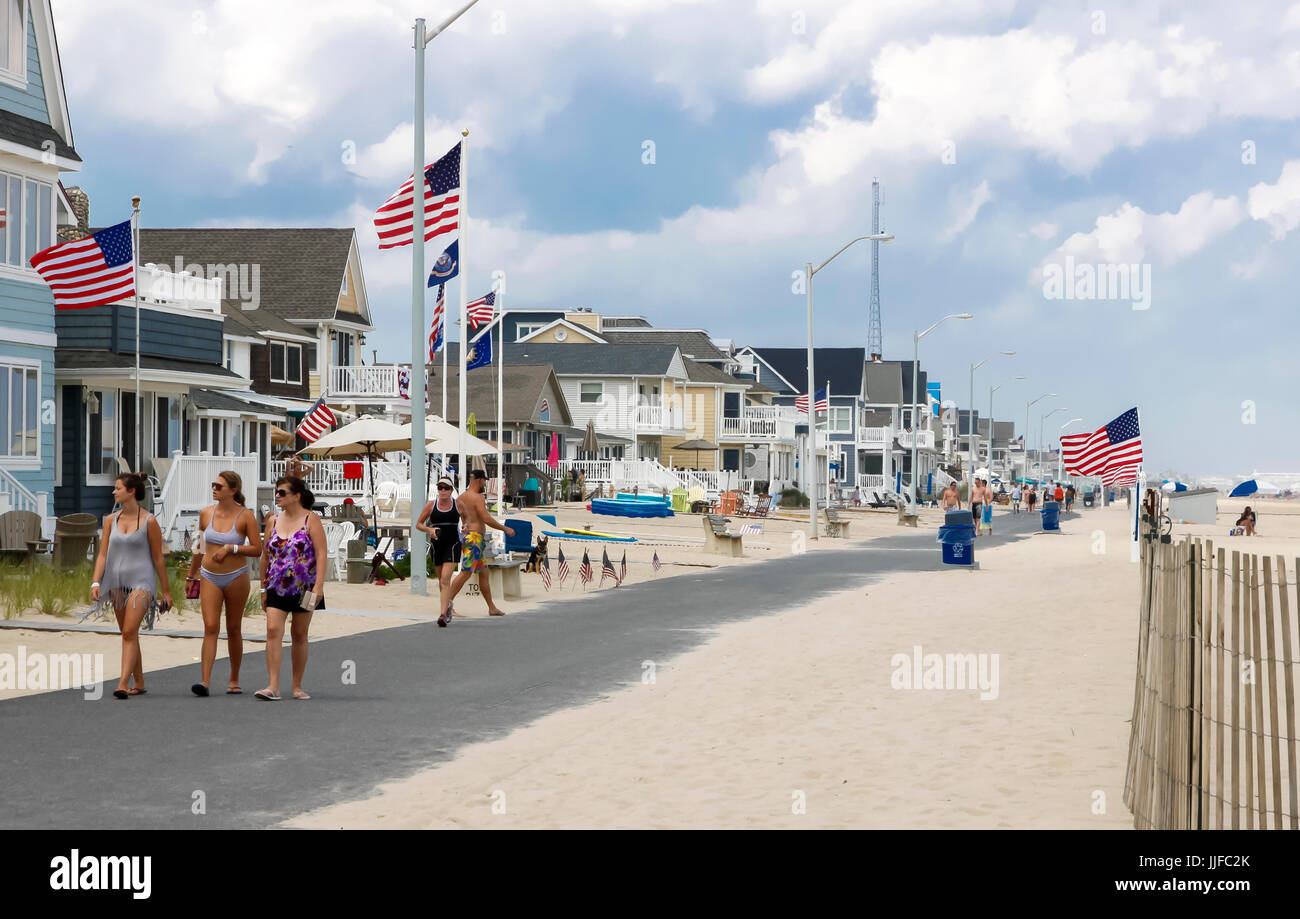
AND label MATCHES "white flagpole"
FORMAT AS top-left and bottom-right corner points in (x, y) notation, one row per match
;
(458, 128), (469, 492)
(440, 284), (447, 420)
(131, 195), (141, 471)
(409, 19), (429, 598)
(496, 288), (504, 516)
